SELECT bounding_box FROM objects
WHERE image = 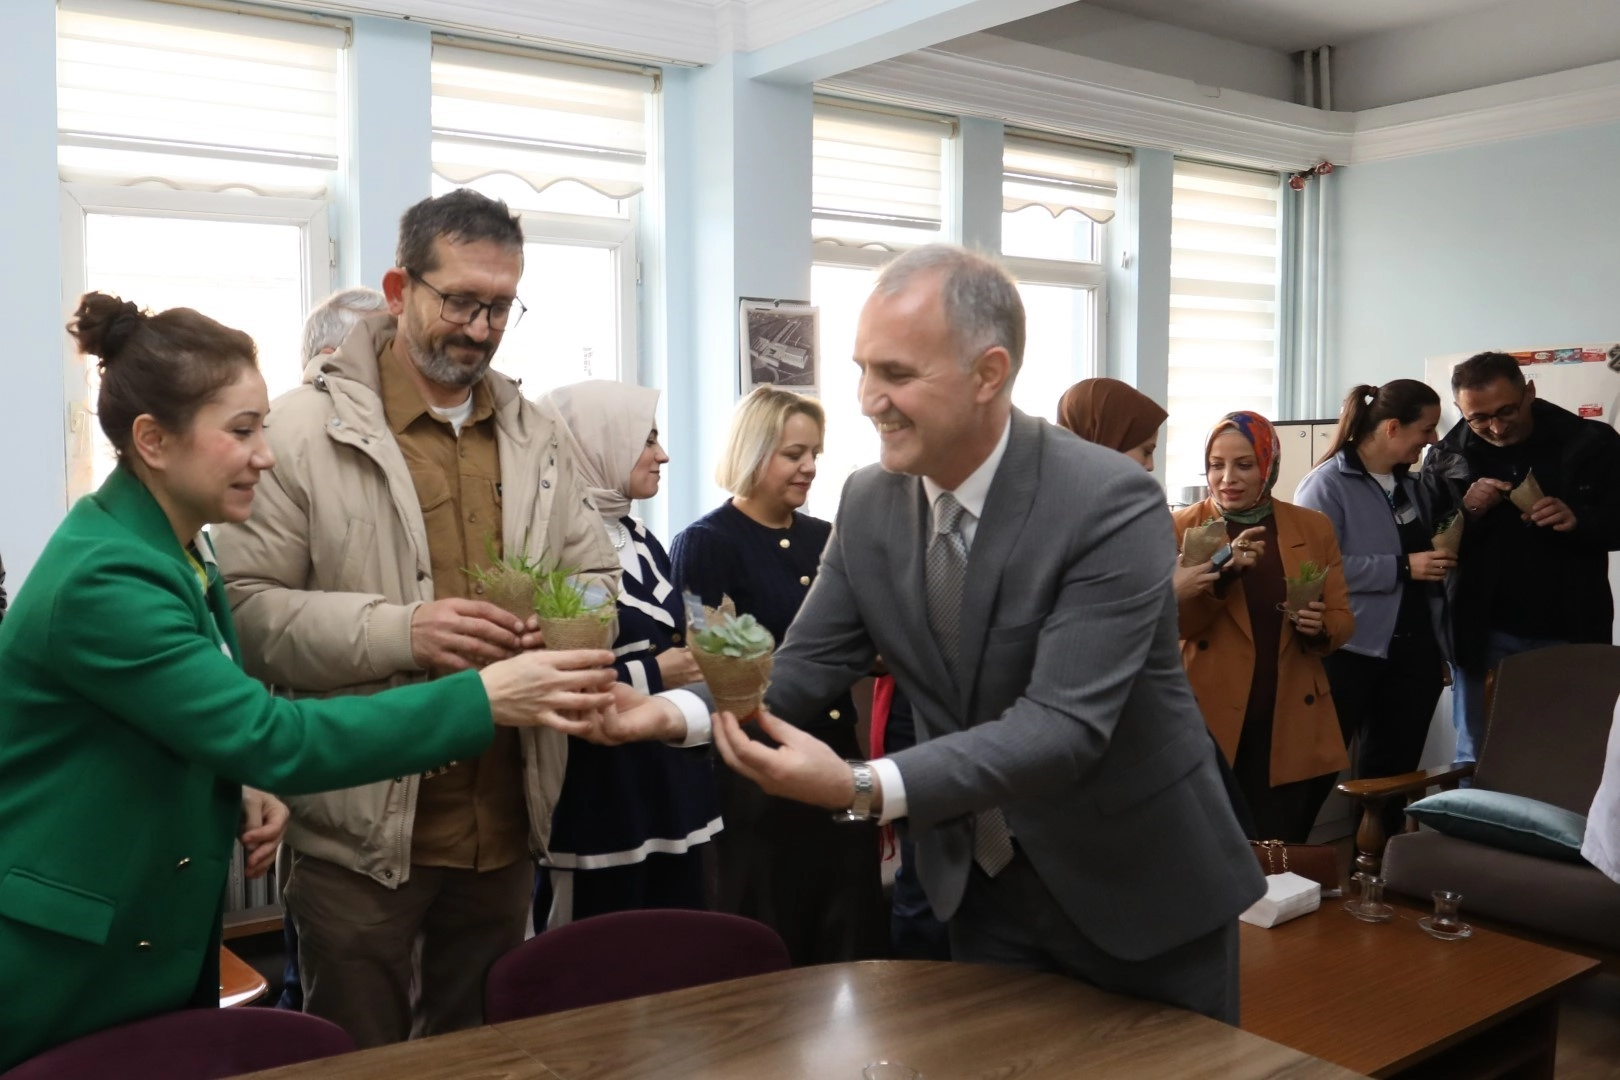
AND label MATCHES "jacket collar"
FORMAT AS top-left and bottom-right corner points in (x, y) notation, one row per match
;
(308, 312), (524, 436)
(93, 465), (194, 574)
(1333, 445), (1410, 482)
